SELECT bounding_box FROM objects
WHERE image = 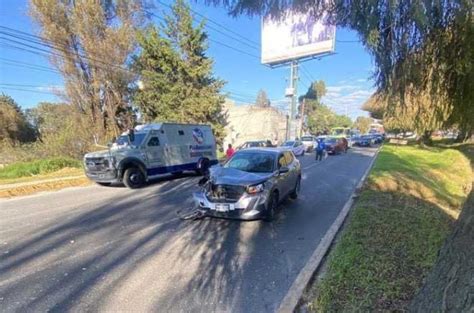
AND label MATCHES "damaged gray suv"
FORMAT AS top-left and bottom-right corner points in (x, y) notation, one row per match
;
(193, 147), (301, 221)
